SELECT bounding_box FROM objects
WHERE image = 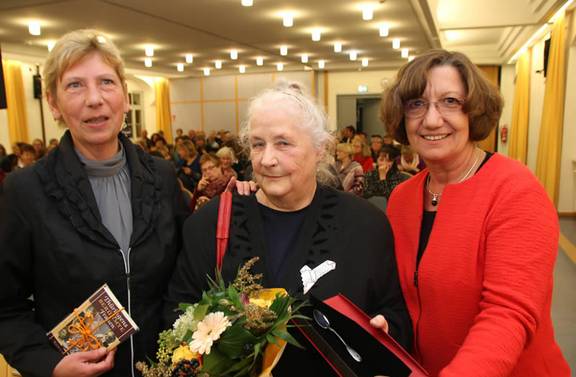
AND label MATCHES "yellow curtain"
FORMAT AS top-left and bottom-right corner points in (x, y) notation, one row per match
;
(154, 78), (173, 142)
(477, 65), (500, 152)
(2, 60), (29, 143)
(508, 49), (532, 164)
(535, 13), (568, 205)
